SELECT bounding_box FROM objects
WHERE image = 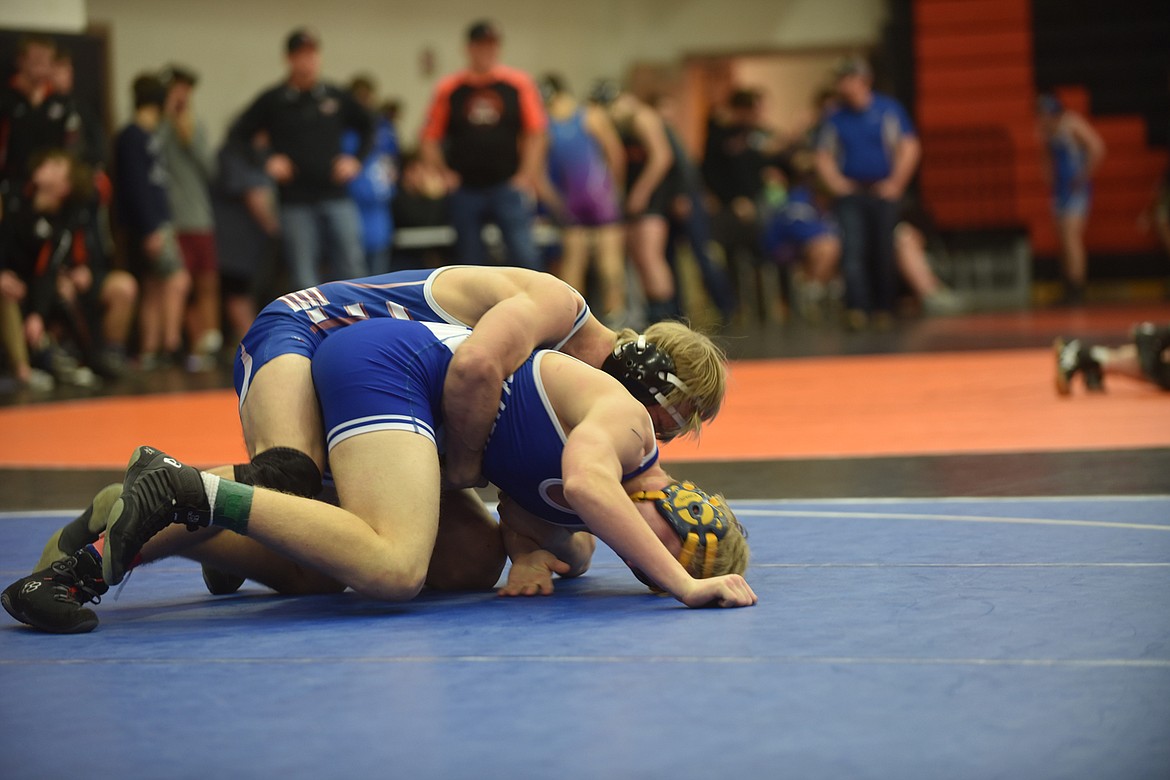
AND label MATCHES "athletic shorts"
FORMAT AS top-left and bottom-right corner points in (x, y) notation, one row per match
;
(127, 224), (184, 279)
(233, 306), (323, 410)
(310, 318), (471, 452)
(1052, 184), (1091, 218)
(232, 267), (442, 408)
(177, 231), (219, 274)
(563, 186), (622, 227)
